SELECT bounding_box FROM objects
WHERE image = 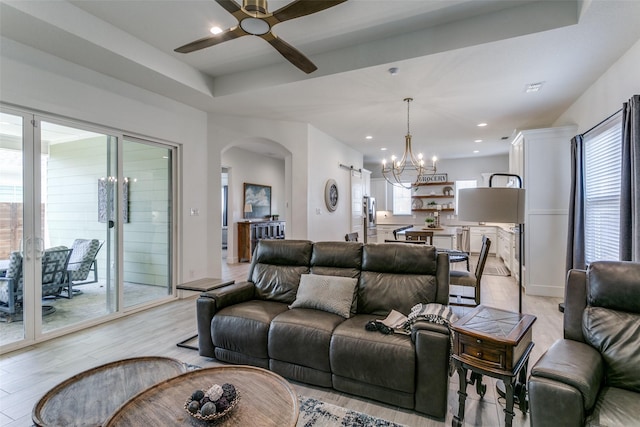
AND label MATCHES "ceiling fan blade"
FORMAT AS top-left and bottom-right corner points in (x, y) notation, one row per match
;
(175, 26), (246, 53)
(272, 0), (348, 23)
(215, 0), (242, 15)
(263, 33), (317, 73)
